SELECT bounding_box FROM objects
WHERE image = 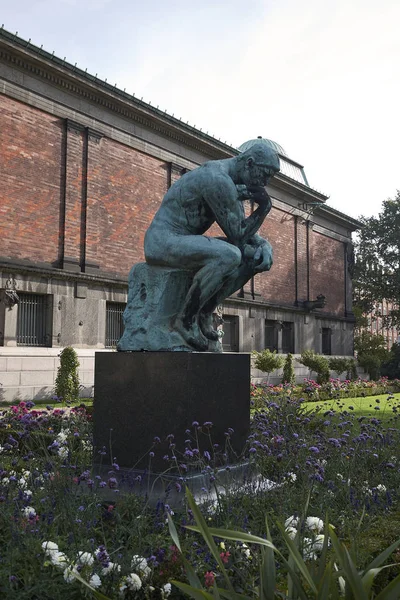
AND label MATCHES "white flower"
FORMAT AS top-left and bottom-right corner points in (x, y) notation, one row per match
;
(287, 472), (297, 482)
(58, 446), (69, 459)
(241, 543), (251, 558)
(377, 484), (387, 493)
(312, 534), (326, 553)
(285, 526), (298, 540)
(89, 574), (102, 589)
(63, 566), (79, 583)
(50, 551), (69, 569)
(24, 489), (33, 498)
(21, 506), (36, 518)
(22, 470), (31, 479)
(162, 583), (172, 598)
(126, 573), (142, 591)
(77, 551), (94, 566)
(285, 515), (299, 529)
(131, 555), (151, 579)
(42, 541), (59, 554)
(303, 538), (316, 561)
(57, 430), (69, 443)
(305, 517), (324, 534)
(18, 477), (27, 489)
(101, 562), (121, 575)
